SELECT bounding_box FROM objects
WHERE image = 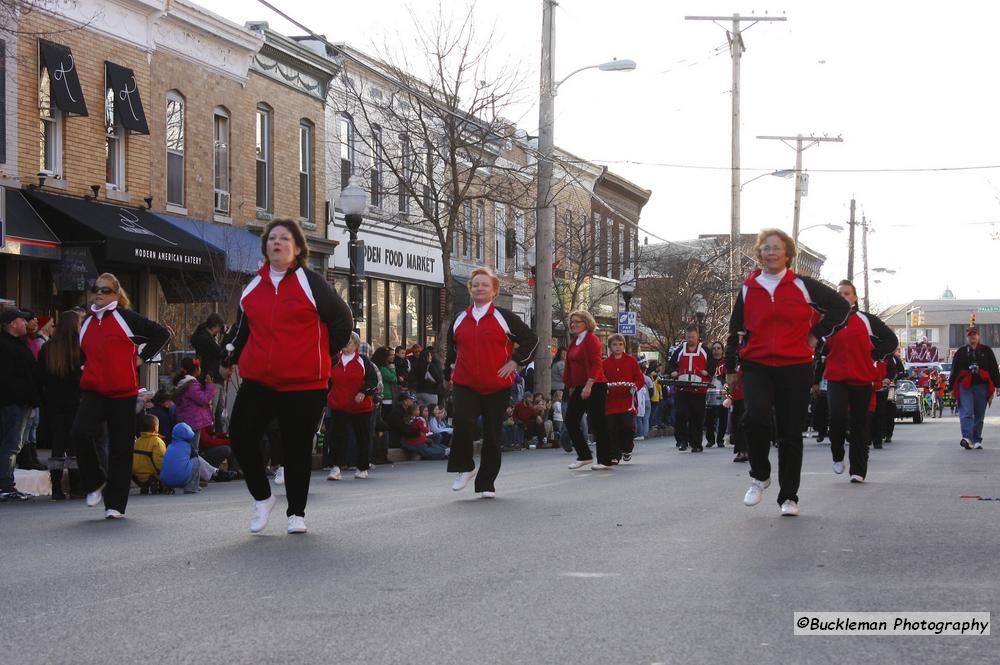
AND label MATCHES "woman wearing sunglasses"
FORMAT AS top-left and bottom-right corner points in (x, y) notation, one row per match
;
(74, 273), (170, 519)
